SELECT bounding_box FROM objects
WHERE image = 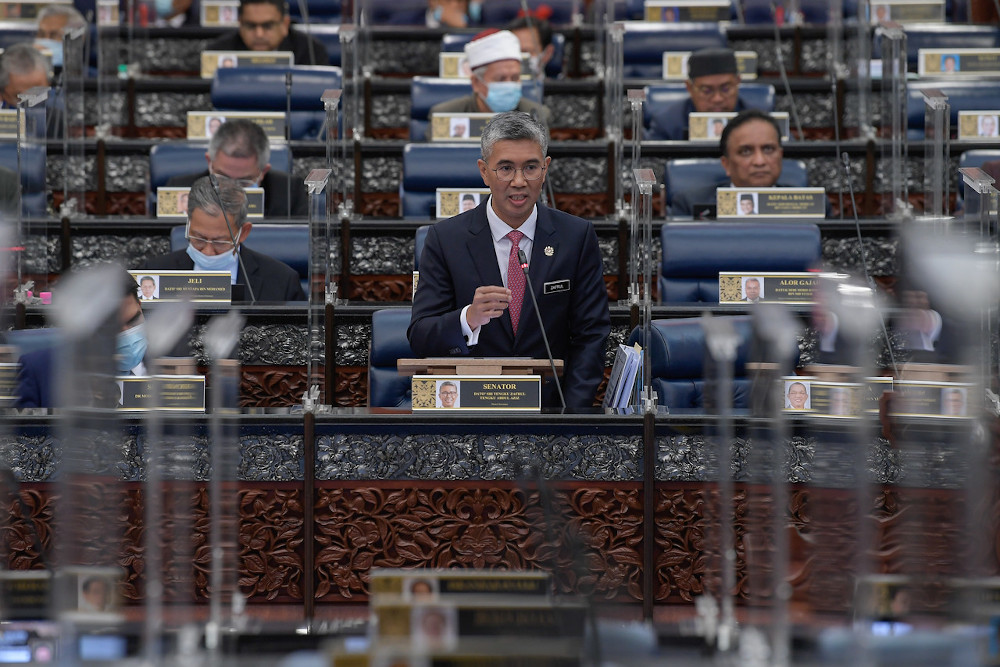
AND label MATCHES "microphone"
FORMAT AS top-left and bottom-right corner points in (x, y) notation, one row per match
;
(518, 248), (566, 410)
(208, 173), (258, 304)
(769, 1), (804, 141)
(841, 151), (898, 376)
(285, 70), (293, 219)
